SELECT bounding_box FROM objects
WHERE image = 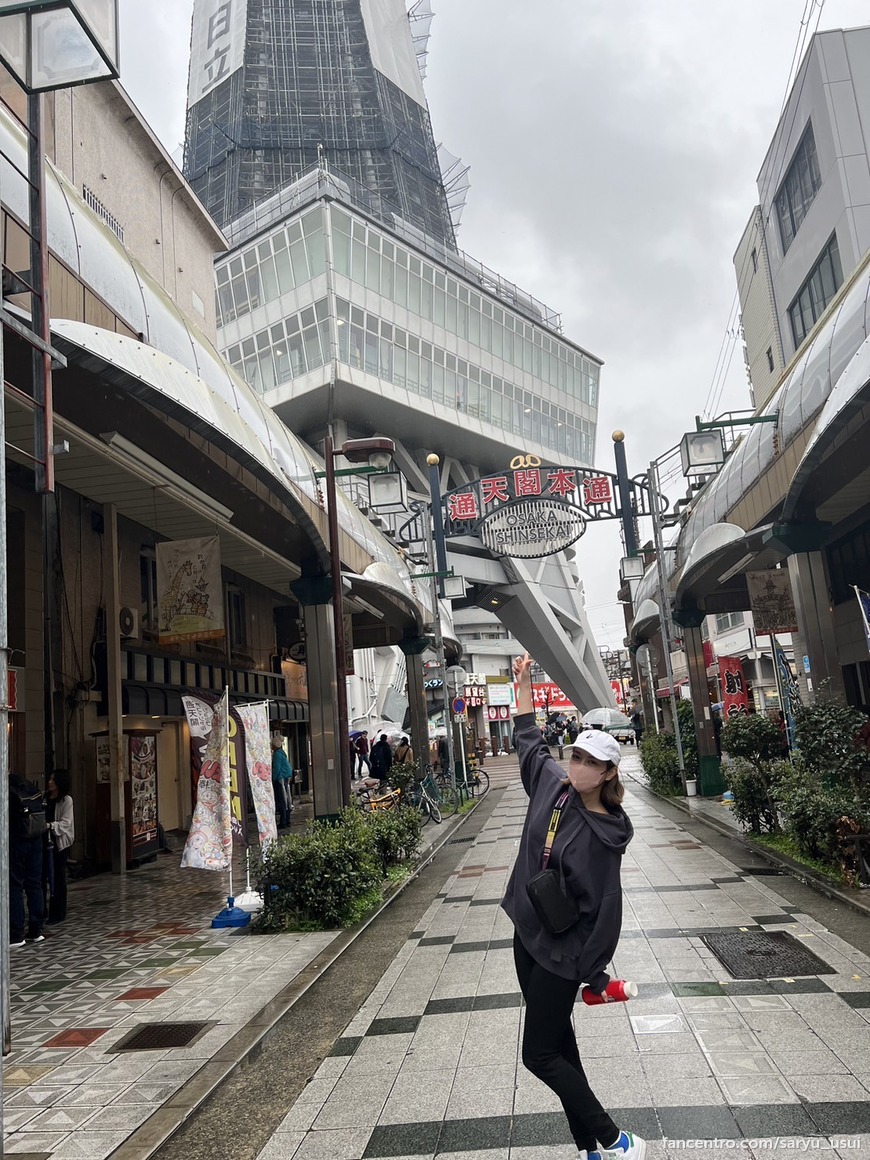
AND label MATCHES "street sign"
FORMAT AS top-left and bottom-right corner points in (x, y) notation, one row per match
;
(454, 713), (465, 723)
(452, 696), (466, 715)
